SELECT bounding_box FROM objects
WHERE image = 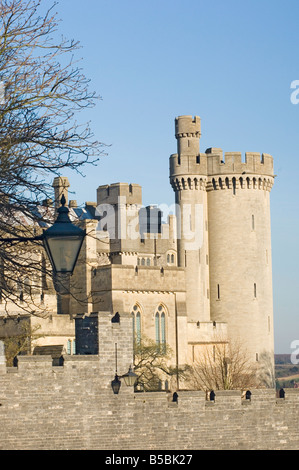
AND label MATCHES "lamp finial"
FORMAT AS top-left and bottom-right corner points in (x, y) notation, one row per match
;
(60, 194), (66, 207)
